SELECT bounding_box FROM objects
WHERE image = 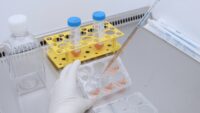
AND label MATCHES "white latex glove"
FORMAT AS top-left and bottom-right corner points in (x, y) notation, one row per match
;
(49, 60), (95, 113)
